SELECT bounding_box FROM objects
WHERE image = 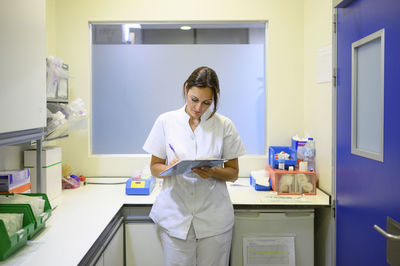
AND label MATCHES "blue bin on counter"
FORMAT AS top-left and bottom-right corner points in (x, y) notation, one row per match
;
(268, 146), (297, 169)
(250, 174), (271, 191)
